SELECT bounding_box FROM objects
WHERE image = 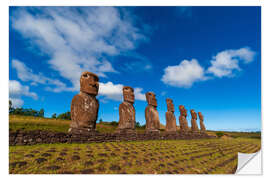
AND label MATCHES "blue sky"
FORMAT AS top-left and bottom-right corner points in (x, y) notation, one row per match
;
(9, 6), (261, 131)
